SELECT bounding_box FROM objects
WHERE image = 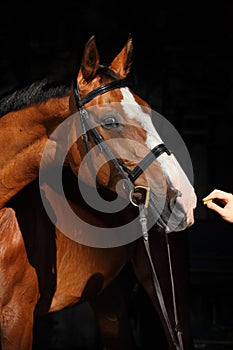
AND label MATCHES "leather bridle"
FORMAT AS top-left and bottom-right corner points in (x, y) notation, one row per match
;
(73, 76), (184, 350)
(74, 78), (171, 200)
